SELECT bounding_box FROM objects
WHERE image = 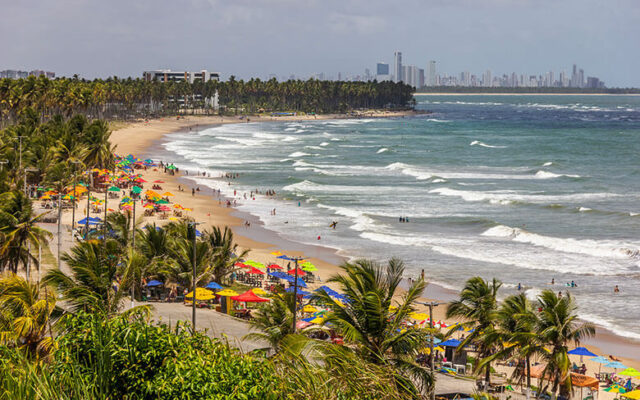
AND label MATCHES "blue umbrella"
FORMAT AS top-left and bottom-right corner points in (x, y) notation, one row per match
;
(568, 347), (597, 357)
(195, 229), (202, 237)
(205, 282), (223, 290)
(439, 339), (462, 348)
(605, 361), (627, 369)
(78, 217), (102, 225)
(590, 356), (610, 364)
(286, 287), (310, 296)
(146, 280), (163, 287)
(277, 255), (293, 260)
